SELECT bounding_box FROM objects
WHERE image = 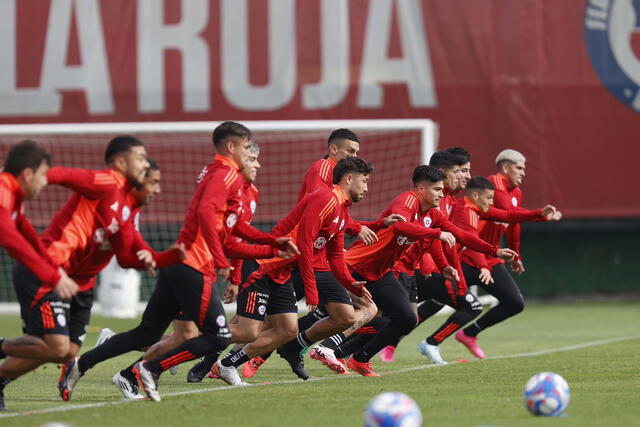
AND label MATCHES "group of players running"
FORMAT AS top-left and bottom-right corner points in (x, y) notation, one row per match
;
(0, 121), (561, 407)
